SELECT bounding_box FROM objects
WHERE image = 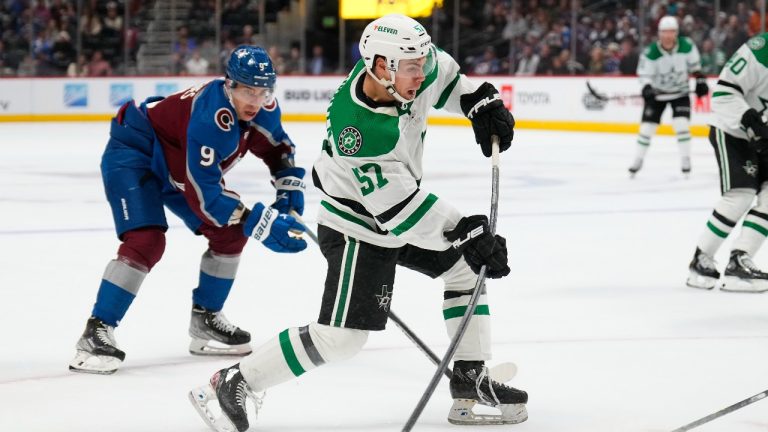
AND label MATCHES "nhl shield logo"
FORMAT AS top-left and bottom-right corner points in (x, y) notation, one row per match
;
(338, 126), (363, 155)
